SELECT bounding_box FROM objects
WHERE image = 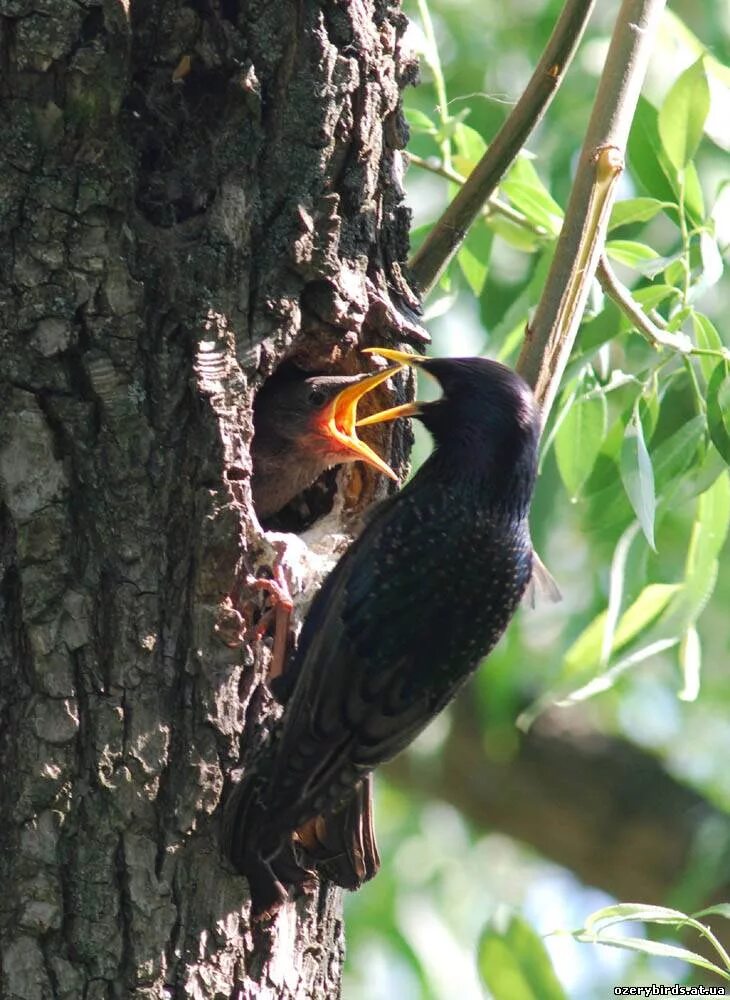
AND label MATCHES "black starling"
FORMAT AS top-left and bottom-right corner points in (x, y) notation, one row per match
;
(251, 366), (401, 519)
(226, 351), (542, 915)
